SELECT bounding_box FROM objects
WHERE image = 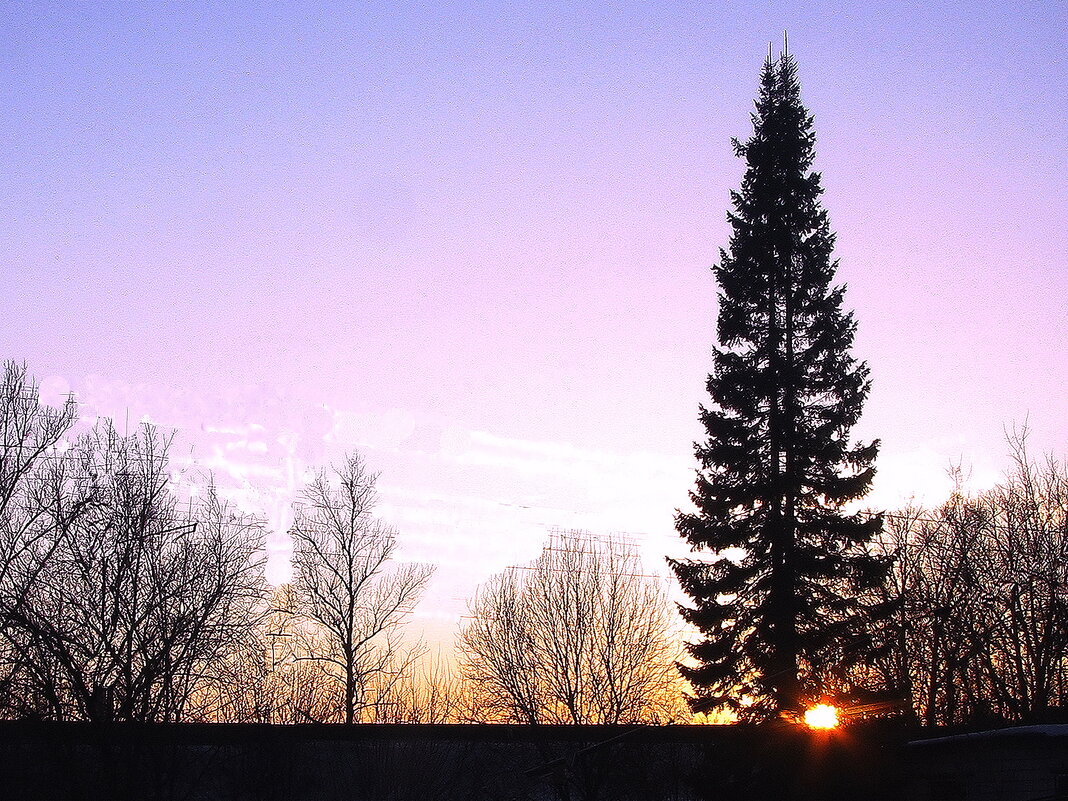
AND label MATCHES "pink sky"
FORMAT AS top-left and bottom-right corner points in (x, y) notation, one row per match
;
(4, 2), (1067, 640)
